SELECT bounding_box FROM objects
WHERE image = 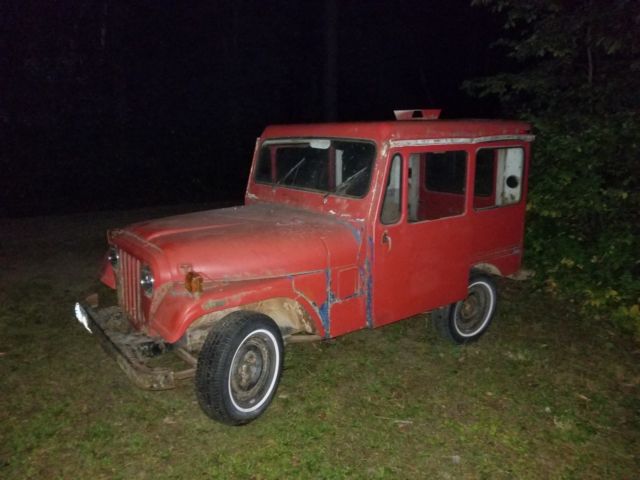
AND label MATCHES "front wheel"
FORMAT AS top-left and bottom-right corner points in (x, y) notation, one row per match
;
(432, 274), (497, 344)
(196, 311), (284, 425)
